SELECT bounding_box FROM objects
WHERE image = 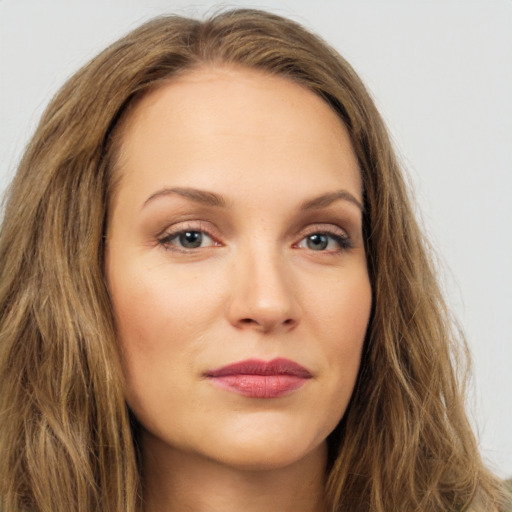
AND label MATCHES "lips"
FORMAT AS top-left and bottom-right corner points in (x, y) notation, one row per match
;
(204, 358), (312, 398)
